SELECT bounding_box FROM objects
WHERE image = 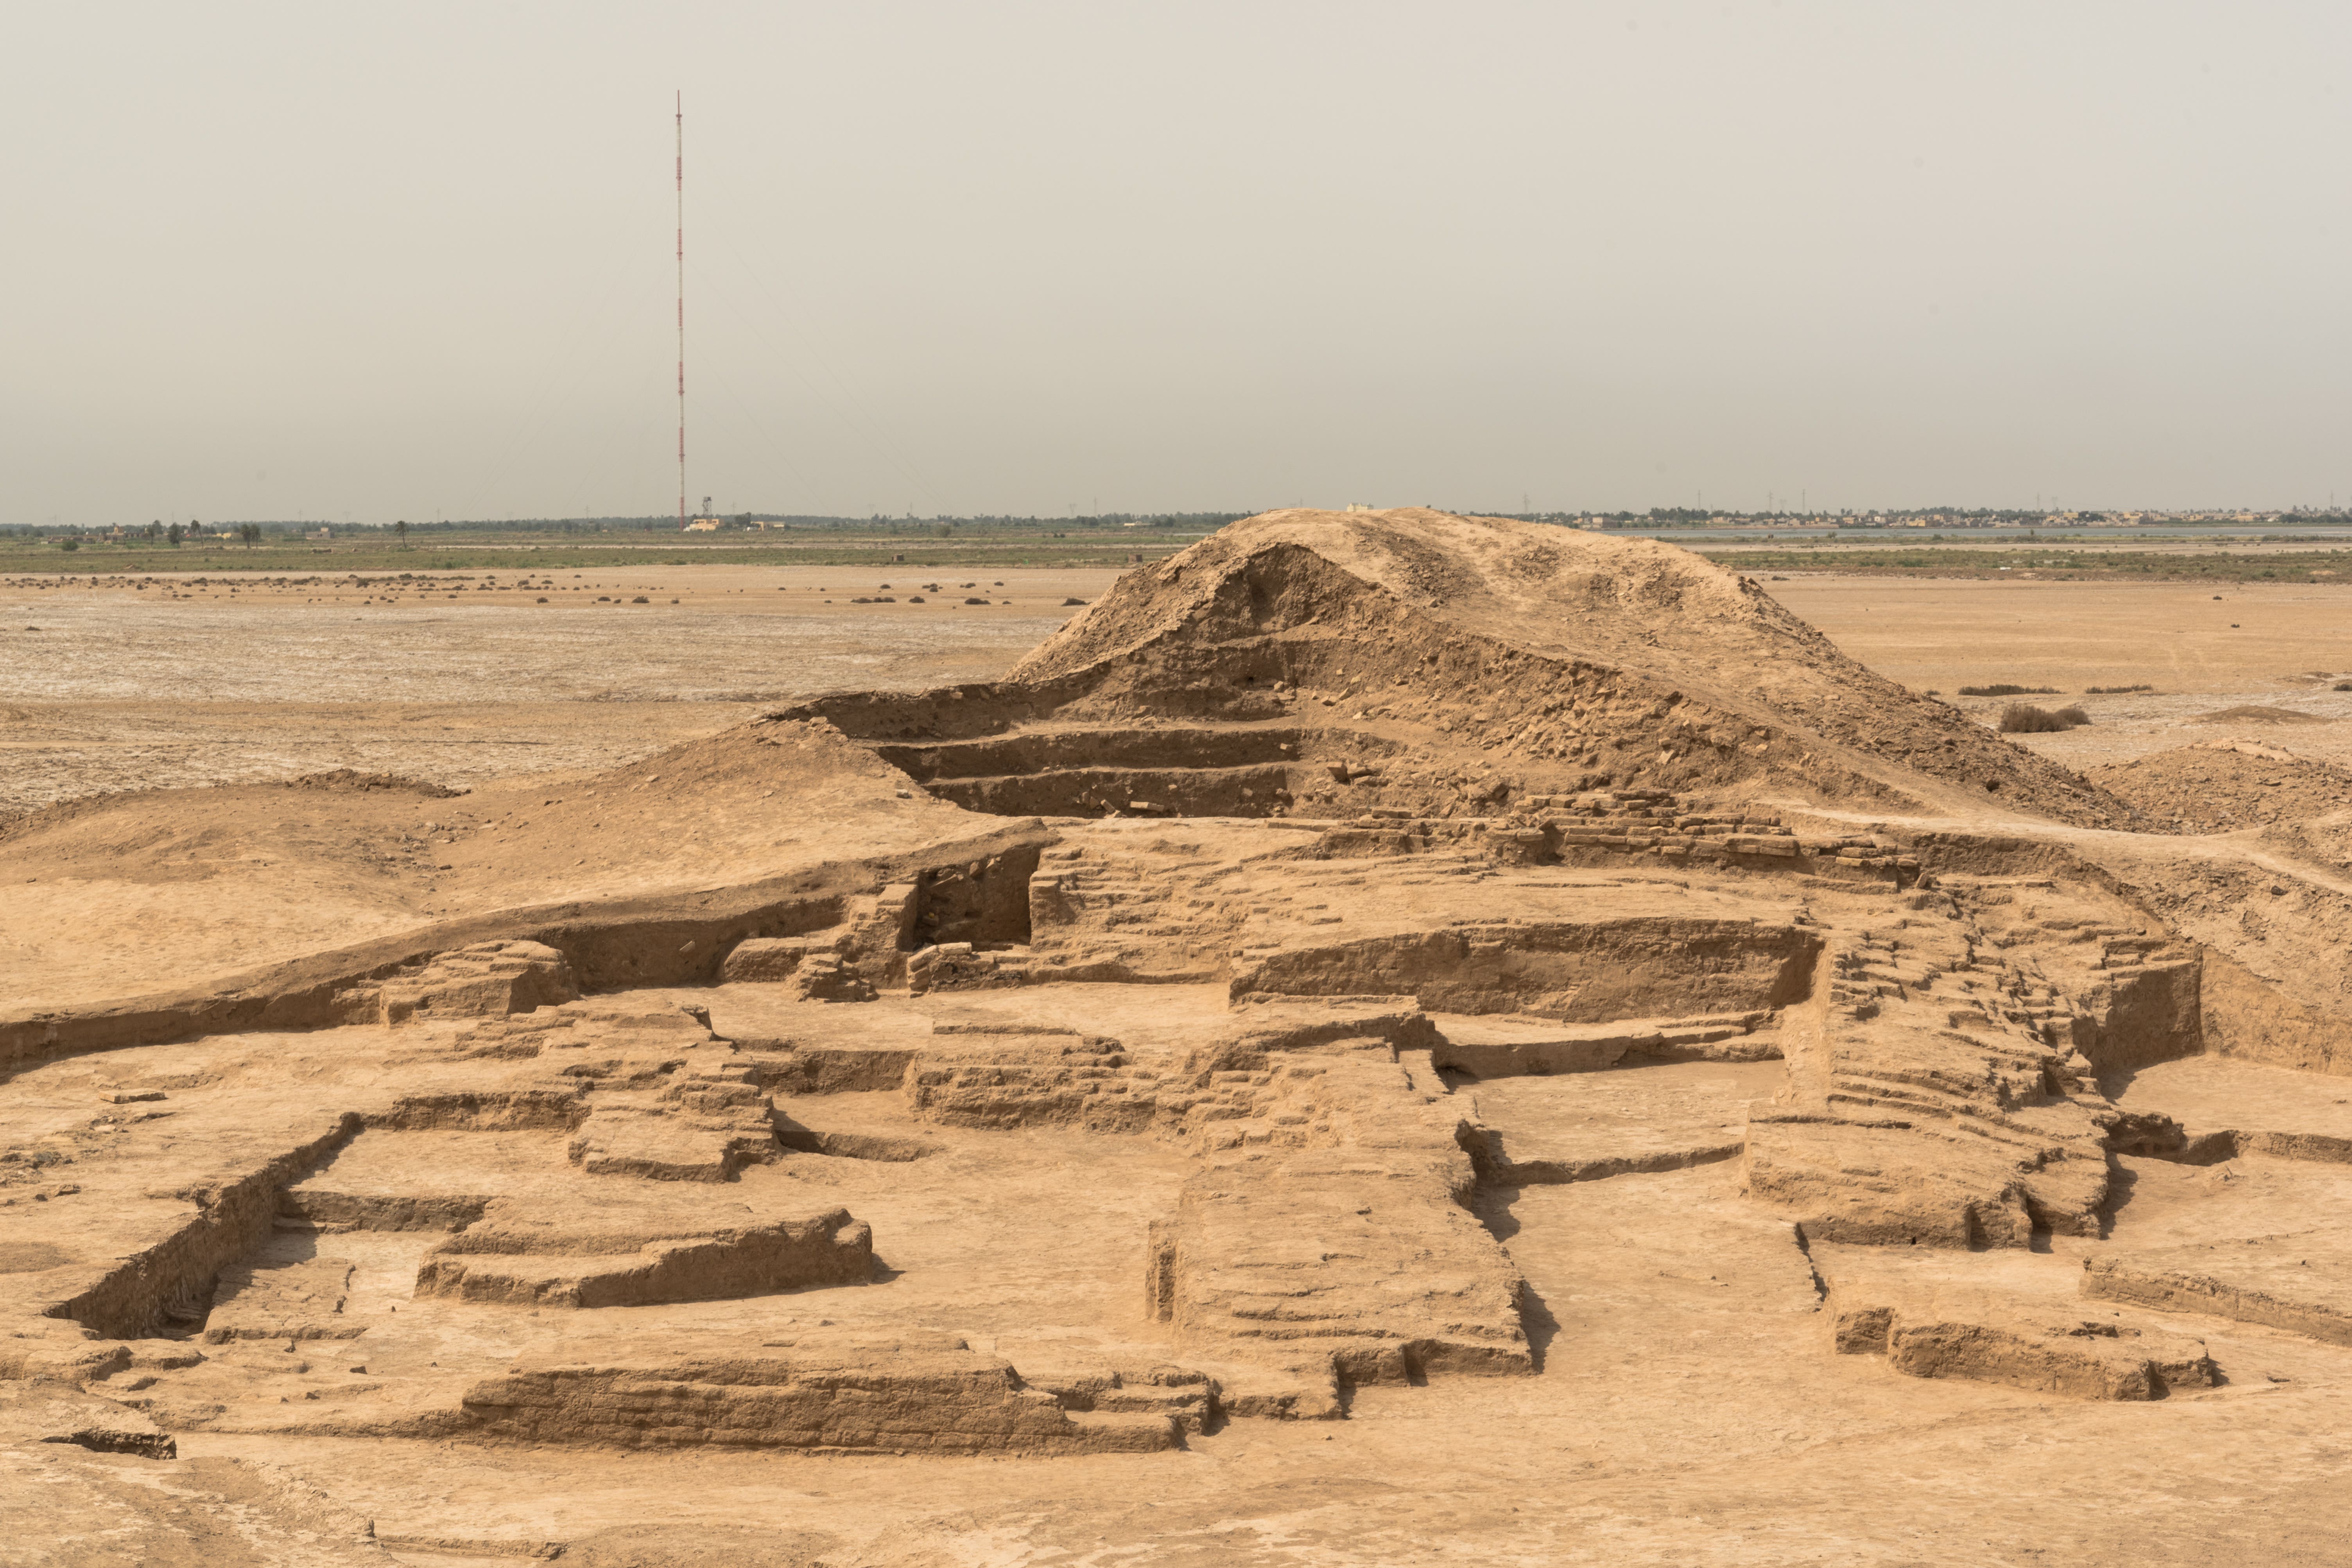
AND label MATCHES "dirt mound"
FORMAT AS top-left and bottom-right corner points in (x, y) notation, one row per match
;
(2086, 742), (2352, 833)
(286, 768), (463, 797)
(2269, 817), (2352, 877)
(2192, 705), (2334, 725)
(0, 717), (994, 1018)
(990, 509), (2132, 824)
